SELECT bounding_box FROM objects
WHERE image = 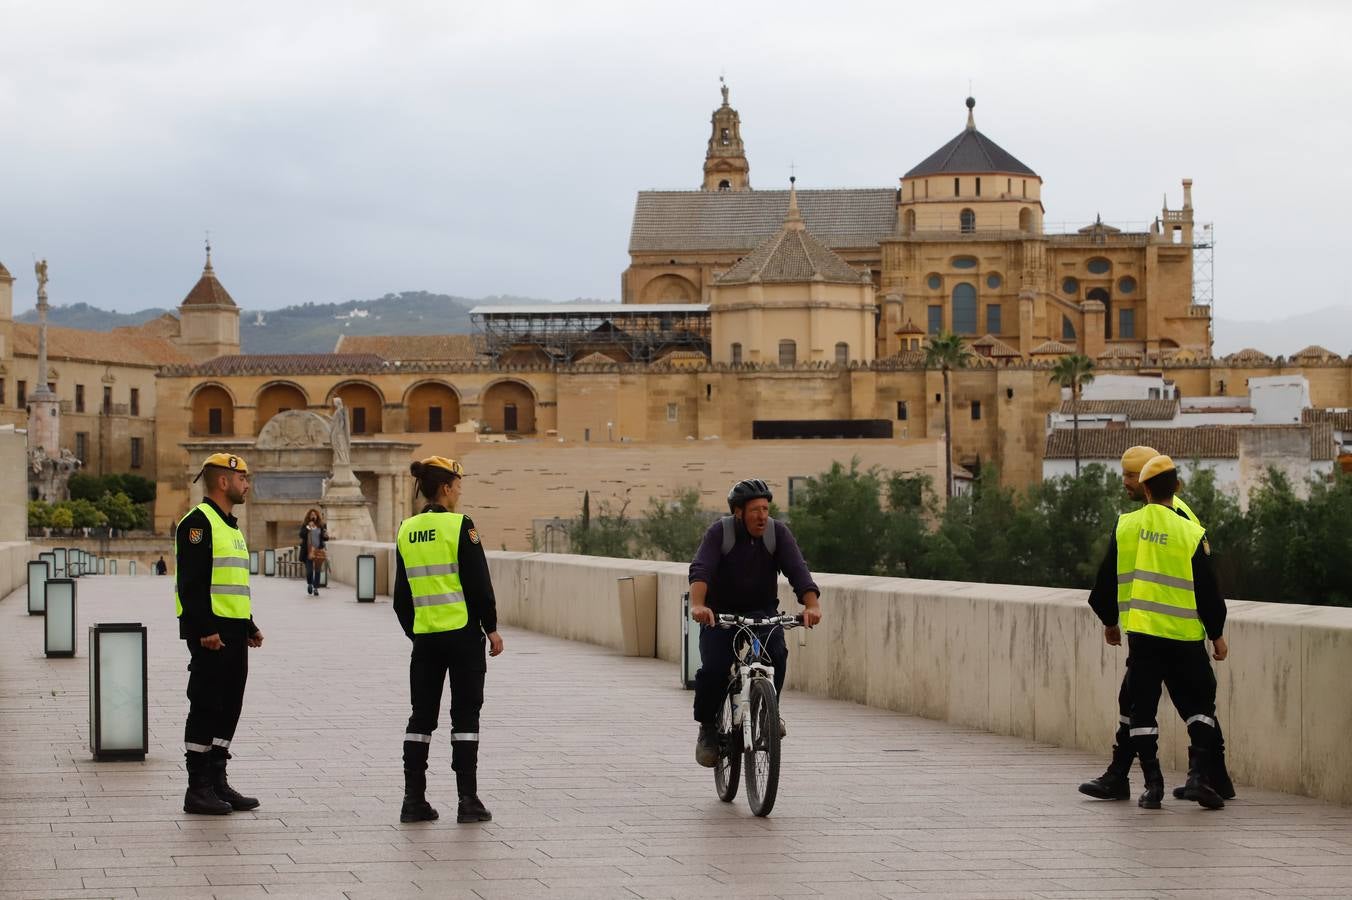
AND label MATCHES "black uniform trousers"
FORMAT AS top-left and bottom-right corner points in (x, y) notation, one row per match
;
(692, 606), (788, 724)
(1115, 655), (1227, 757)
(184, 637), (249, 751)
(403, 630), (486, 792)
(1124, 632), (1220, 762)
